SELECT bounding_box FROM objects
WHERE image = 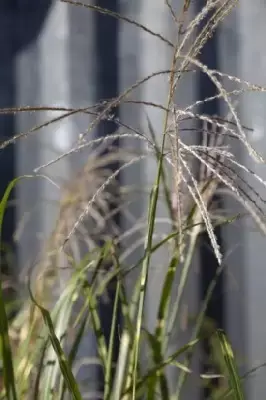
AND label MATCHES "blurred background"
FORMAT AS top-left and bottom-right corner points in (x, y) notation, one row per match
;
(0, 1), (266, 399)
